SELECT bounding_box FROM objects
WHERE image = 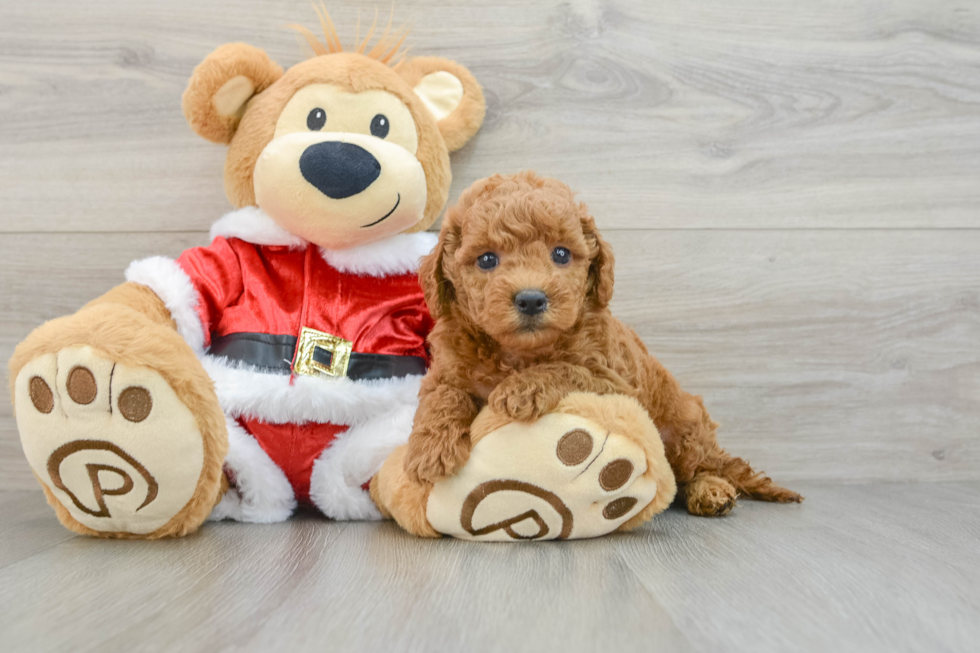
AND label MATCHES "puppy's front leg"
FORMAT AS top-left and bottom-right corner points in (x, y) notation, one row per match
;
(404, 381), (480, 484)
(489, 362), (634, 422)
